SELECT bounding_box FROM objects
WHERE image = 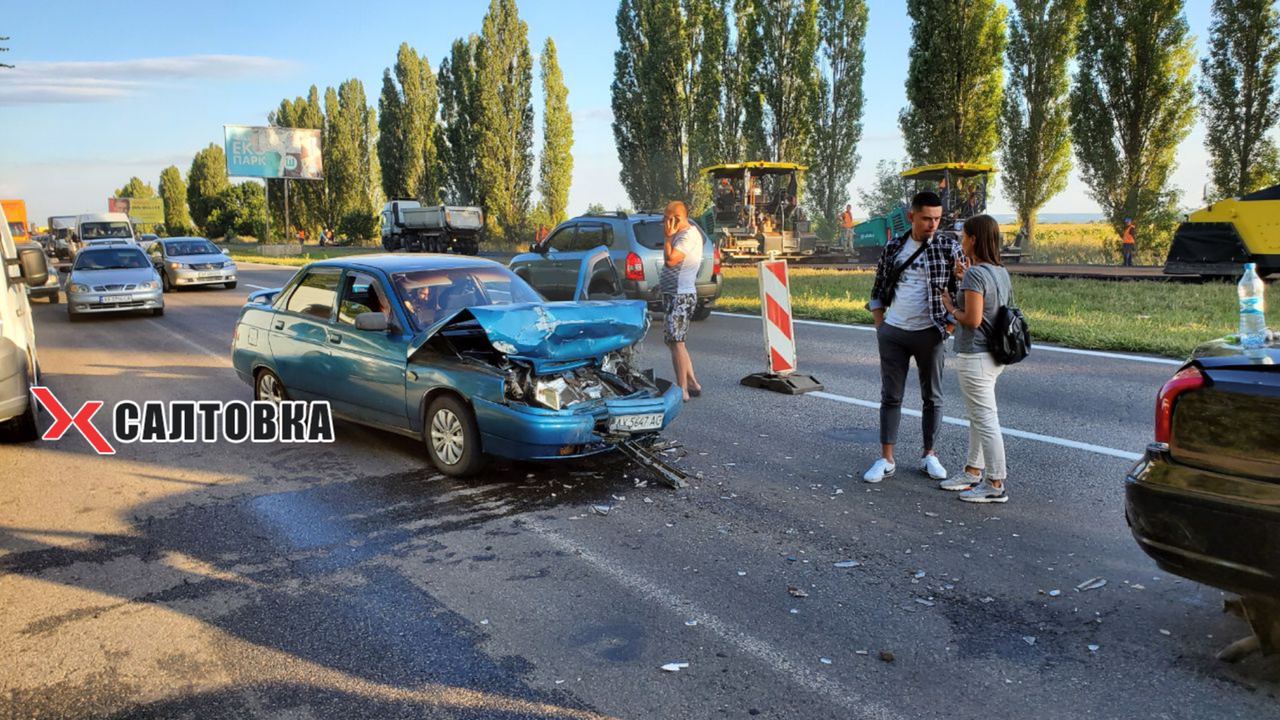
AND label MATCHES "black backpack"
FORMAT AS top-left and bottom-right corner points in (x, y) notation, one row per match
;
(990, 304), (1031, 365)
